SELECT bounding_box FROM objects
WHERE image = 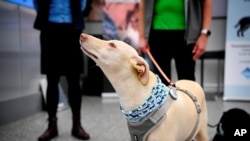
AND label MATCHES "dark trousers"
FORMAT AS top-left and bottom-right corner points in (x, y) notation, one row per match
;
(39, 23), (84, 119)
(148, 30), (196, 85)
(46, 73), (82, 119)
